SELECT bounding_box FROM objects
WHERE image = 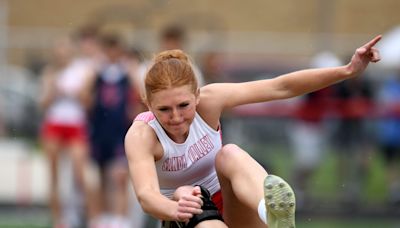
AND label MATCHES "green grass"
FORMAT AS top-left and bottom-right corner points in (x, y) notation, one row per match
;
(248, 143), (389, 204)
(0, 225), (48, 228)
